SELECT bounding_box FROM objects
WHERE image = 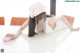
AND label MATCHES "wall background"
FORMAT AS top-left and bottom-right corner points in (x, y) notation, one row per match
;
(0, 0), (50, 17)
(56, 0), (80, 27)
(0, 0), (79, 29)
(0, 0), (50, 26)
